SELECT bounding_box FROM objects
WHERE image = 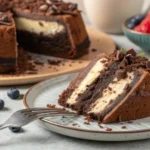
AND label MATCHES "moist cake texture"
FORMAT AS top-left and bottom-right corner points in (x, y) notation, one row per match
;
(0, 12), (17, 73)
(12, 0), (90, 59)
(0, 0), (90, 73)
(59, 49), (150, 123)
